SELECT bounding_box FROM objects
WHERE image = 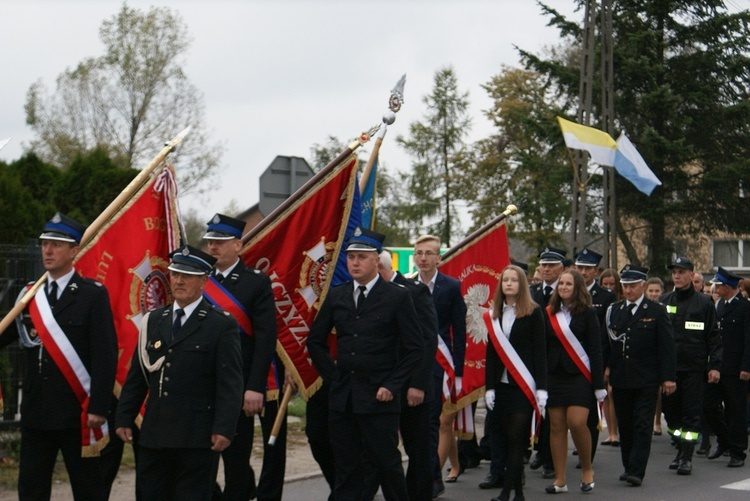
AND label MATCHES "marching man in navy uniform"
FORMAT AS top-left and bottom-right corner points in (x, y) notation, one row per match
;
(604, 264), (676, 486)
(202, 213), (281, 500)
(0, 213), (118, 501)
(115, 245), (243, 501)
(307, 227), (424, 501)
(704, 267), (750, 467)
